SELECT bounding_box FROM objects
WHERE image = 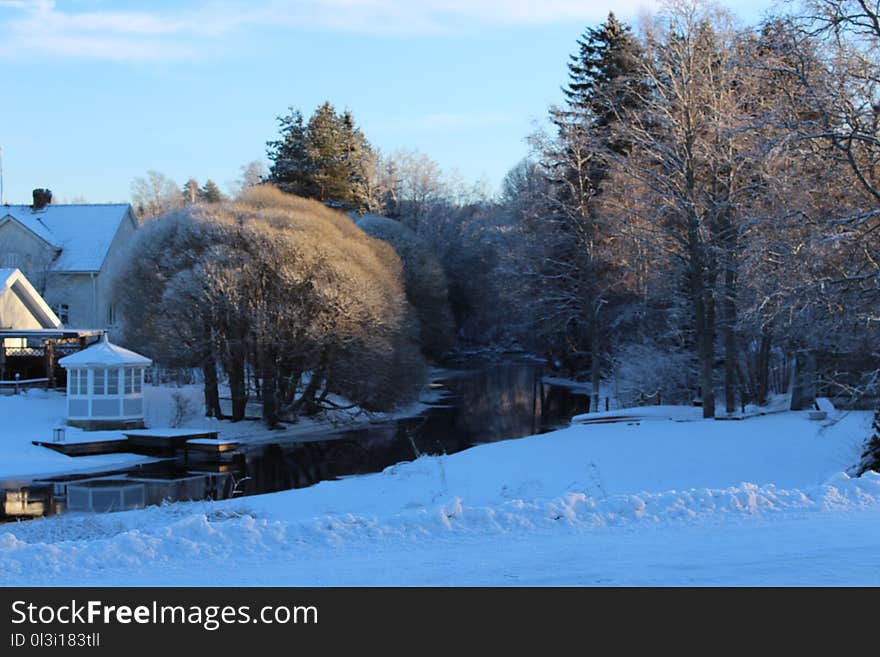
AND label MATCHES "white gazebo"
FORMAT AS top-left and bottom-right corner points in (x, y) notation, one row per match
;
(59, 334), (152, 430)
